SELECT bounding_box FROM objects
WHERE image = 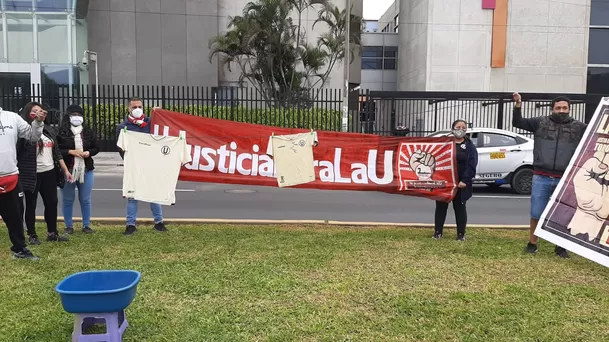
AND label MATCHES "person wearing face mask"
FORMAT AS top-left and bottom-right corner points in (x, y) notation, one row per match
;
(116, 97), (167, 235)
(433, 120), (478, 241)
(512, 92), (587, 258)
(56, 104), (99, 234)
(16, 102), (72, 245)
